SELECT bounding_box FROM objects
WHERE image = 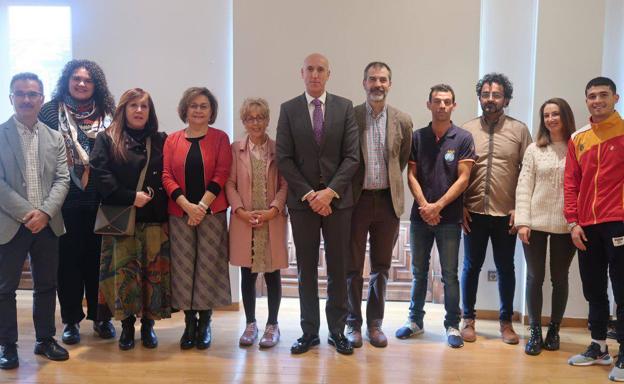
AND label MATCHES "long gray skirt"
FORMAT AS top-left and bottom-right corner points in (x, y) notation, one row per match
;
(169, 213), (232, 310)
